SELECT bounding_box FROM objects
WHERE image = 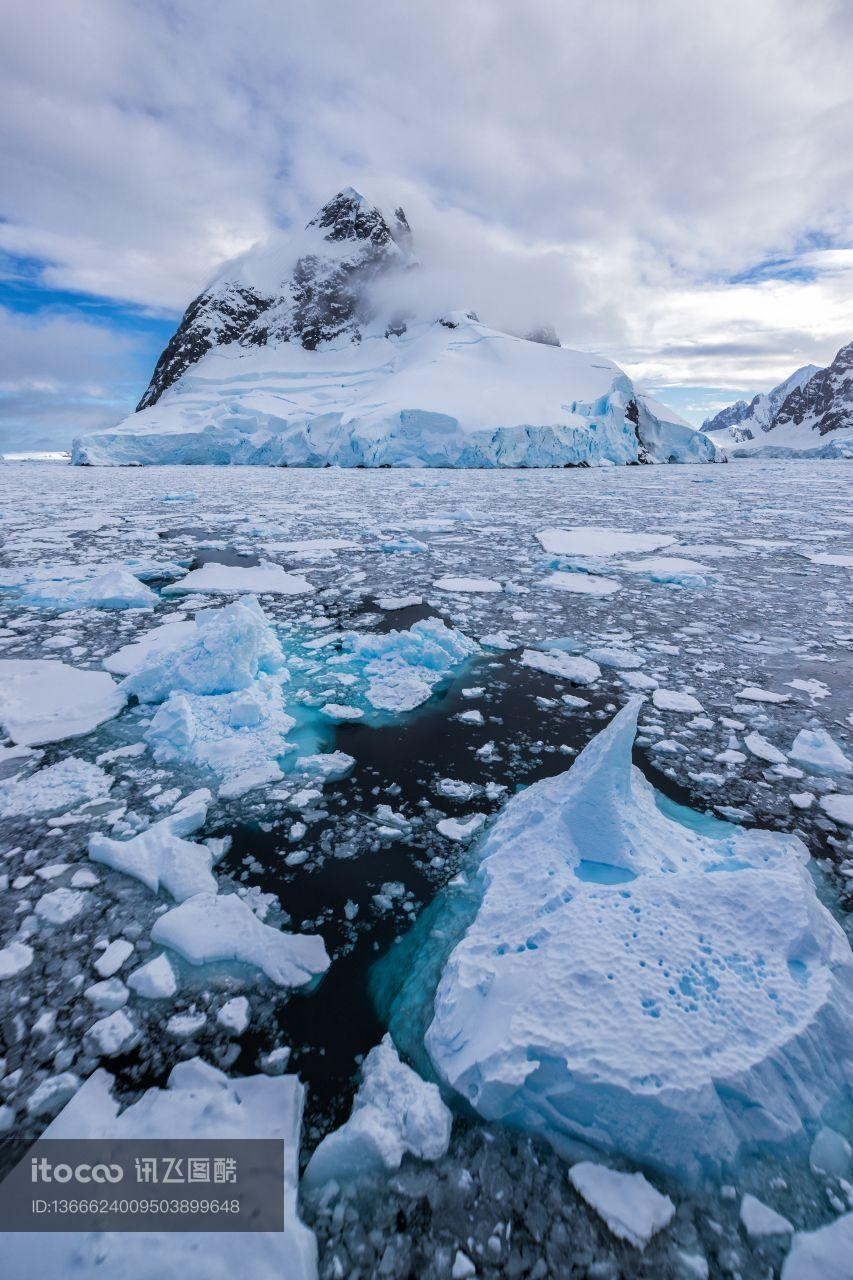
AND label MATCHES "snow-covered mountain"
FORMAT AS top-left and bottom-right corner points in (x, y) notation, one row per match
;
(72, 189), (720, 468)
(703, 344), (853, 457)
(701, 365), (819, 443)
